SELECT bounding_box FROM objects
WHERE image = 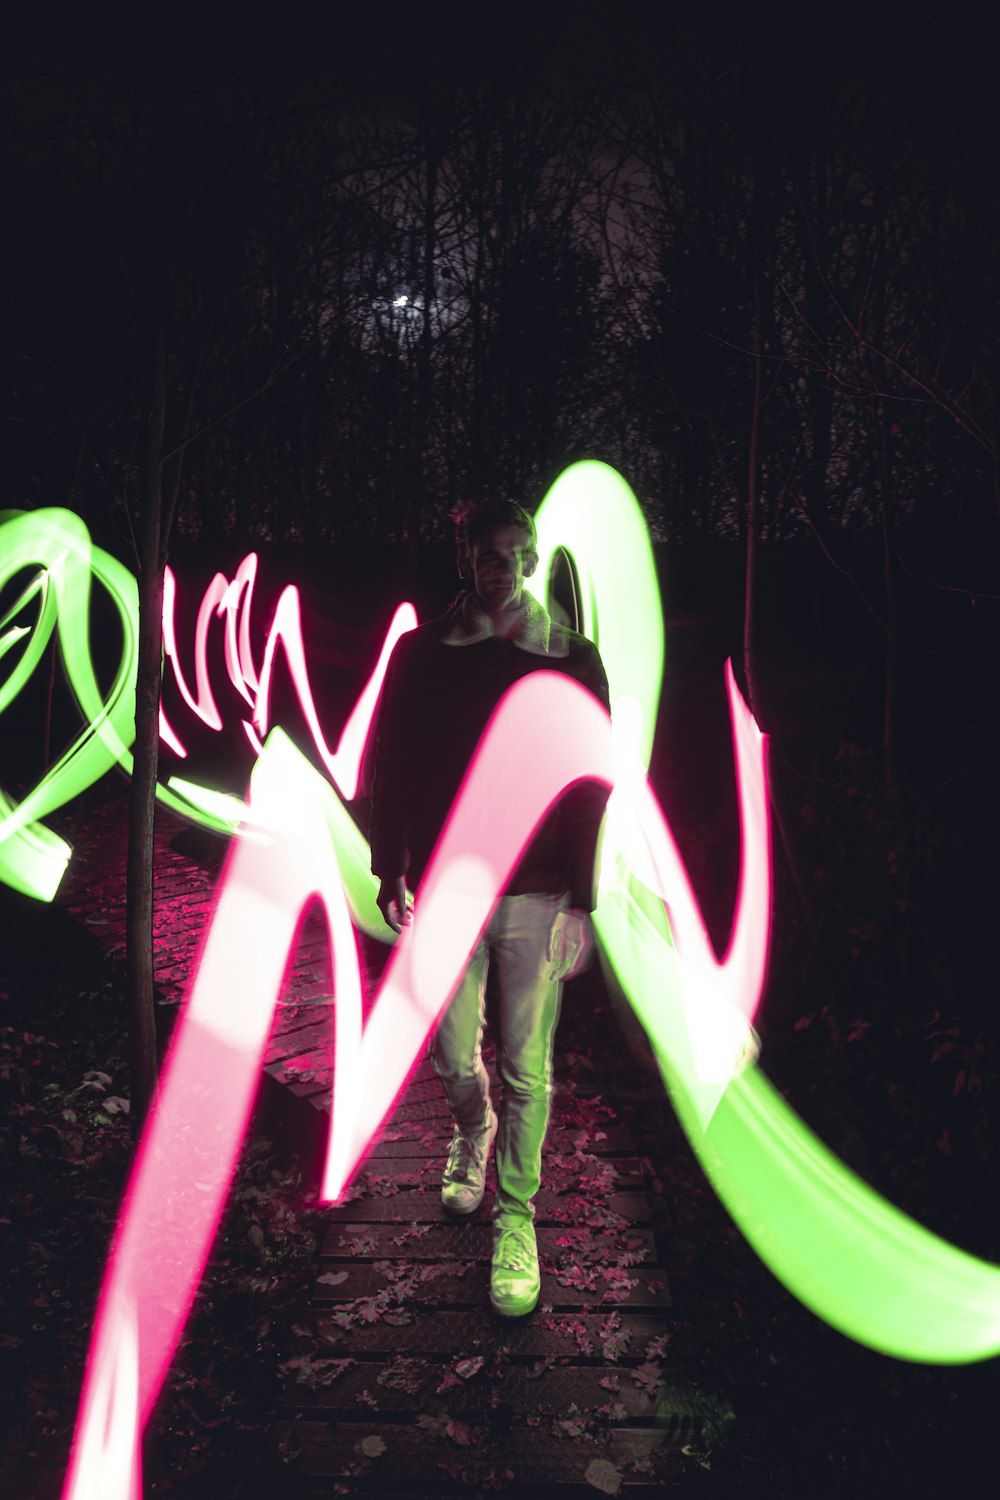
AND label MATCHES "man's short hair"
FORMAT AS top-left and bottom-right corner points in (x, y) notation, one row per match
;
(452, 500), (538, 577)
